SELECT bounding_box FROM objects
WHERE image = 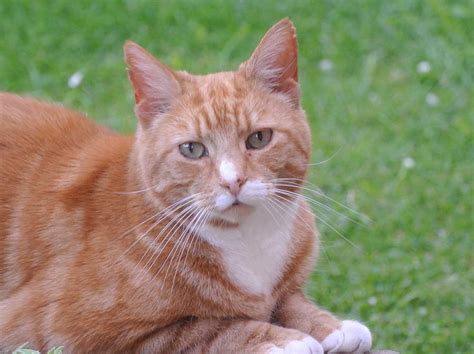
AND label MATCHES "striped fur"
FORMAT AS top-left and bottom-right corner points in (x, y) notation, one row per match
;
(0, 19), (371, 353)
